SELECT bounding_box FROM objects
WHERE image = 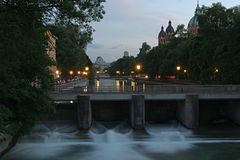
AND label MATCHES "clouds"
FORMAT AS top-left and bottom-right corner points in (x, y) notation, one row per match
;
(109, 45), (123, 50)
(88, 43), (104, 49)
